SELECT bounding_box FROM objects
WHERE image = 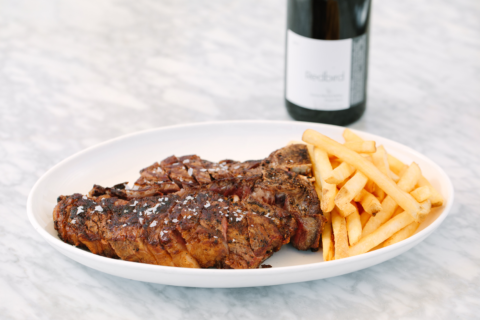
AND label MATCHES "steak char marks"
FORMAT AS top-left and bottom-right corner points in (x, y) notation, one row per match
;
(53, 144), (326, 269)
